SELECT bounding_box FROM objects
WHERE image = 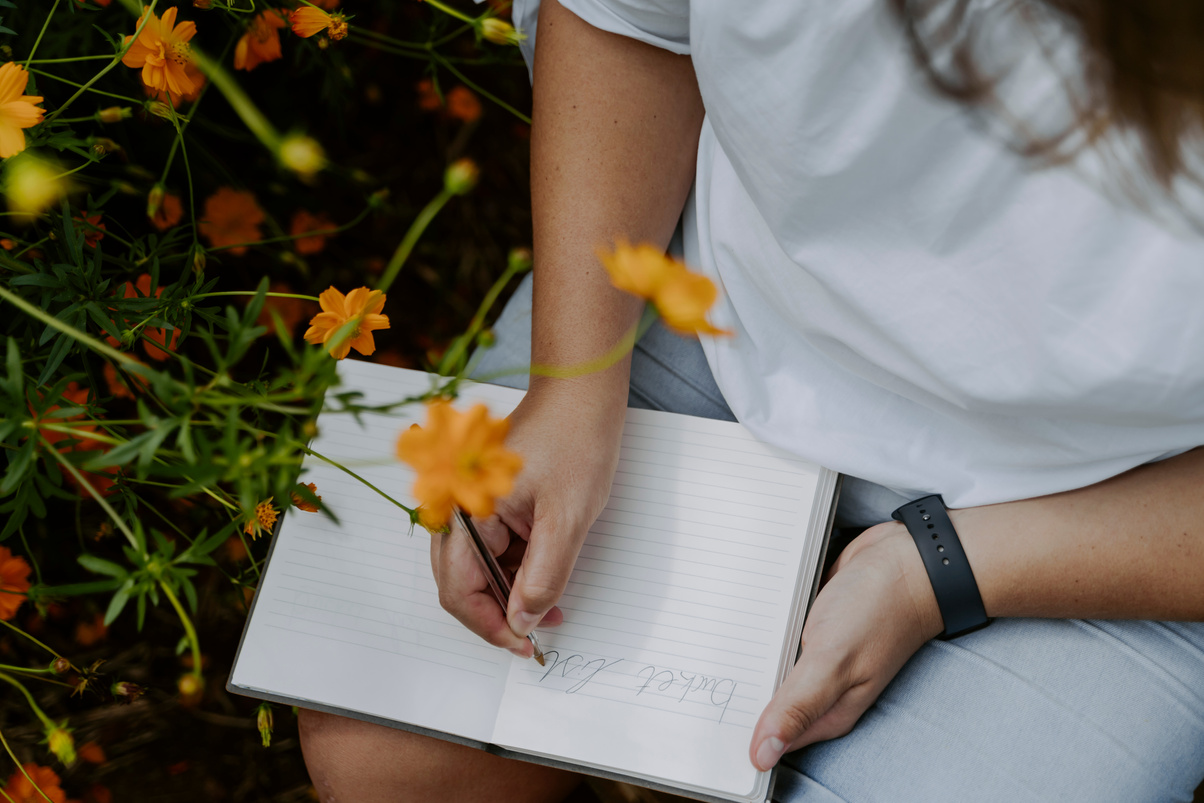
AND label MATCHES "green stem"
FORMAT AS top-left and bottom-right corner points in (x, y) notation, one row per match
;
(189, 47), (282, 154)
(26, 56), (113, 65)
(439, 261), (526, 375)
(0, 673), (56, 730)
(0, 619), (63, 660)
(28, 69), (145, 105)
(346, 26), (427, 50)
(375, 188), (453, 293)
(195, 292), (320, 302)
(528, 306), (658, 380)
(204, 201), (372, 253)
(23, 0), (63, 69)
(0, 664), (53, 675)
(422, 0), (476, 25)
(38, 435), (142, 555)
(303, 446), (414, 515)
(160, 582), (203, 680)
(0, 728), (56, 803)
(430, 52), (532, 125)
(44, 0), (160, 122)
